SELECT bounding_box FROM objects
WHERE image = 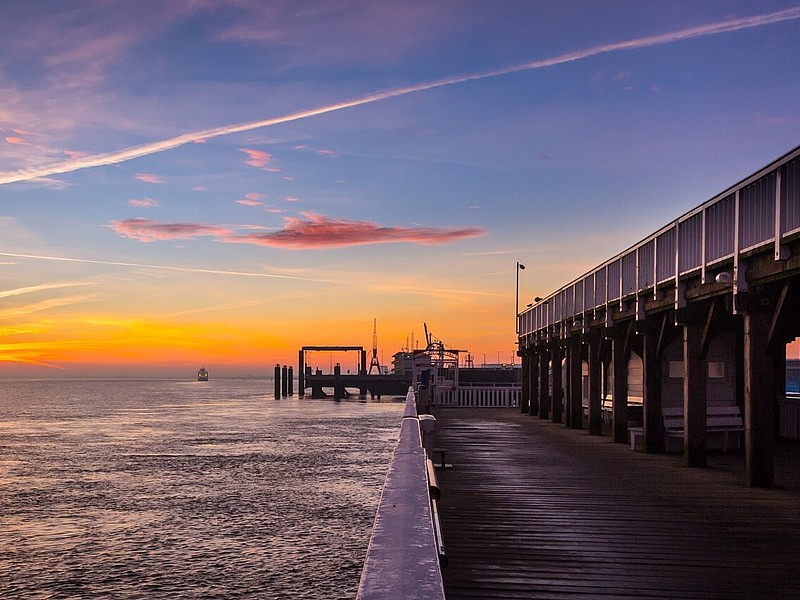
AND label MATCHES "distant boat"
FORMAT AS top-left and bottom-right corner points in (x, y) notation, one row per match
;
(197, 368), (209, 381)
